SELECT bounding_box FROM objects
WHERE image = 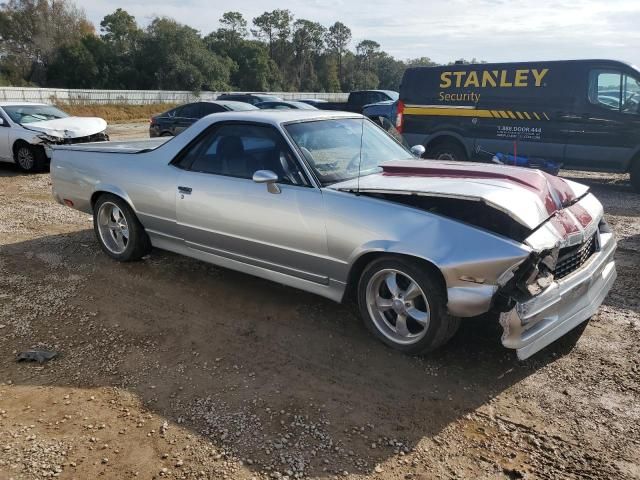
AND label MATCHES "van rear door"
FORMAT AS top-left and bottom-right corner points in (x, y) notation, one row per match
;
(563, 65), (640, 171)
